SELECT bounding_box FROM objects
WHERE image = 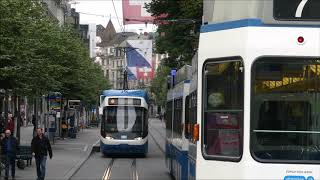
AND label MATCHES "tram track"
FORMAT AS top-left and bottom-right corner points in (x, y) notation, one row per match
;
(102, 159), (114, 180)
(149, 126), (165, 155)
(131, 159), (138, 180)
(101, 158), (139, 180)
